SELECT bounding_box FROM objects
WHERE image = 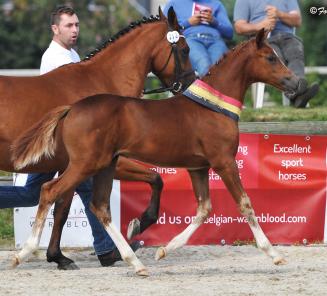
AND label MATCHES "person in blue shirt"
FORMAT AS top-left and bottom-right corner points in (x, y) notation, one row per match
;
(234, 0), (319, 108)
(164, 0), (233, 77)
